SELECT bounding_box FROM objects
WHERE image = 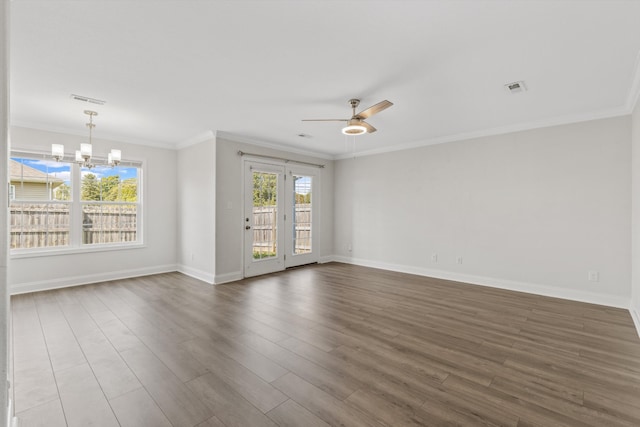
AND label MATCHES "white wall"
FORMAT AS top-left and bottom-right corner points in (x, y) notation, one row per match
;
(215, 136), (334, 283)
(334, 117), (631, 307)
(9, 126), (178, 293)
(176, 137), (216, 283)
(631, 99), (640, 330)
(1, 0), (10, 423)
